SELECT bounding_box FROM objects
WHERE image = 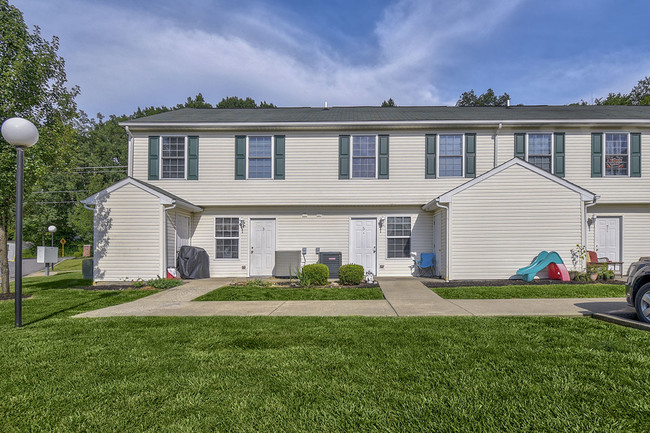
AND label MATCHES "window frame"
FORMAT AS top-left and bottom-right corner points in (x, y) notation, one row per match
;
(603, 132), (630, 177)
(526, 132), (554, 173)
(350, 134), (378, 179)
(214, 217), (241, 260)
(437, 133), (465, 178)
(159, 135), (188, 180)
(386, 216), (412, 259)
(246, 135), (274, 180)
